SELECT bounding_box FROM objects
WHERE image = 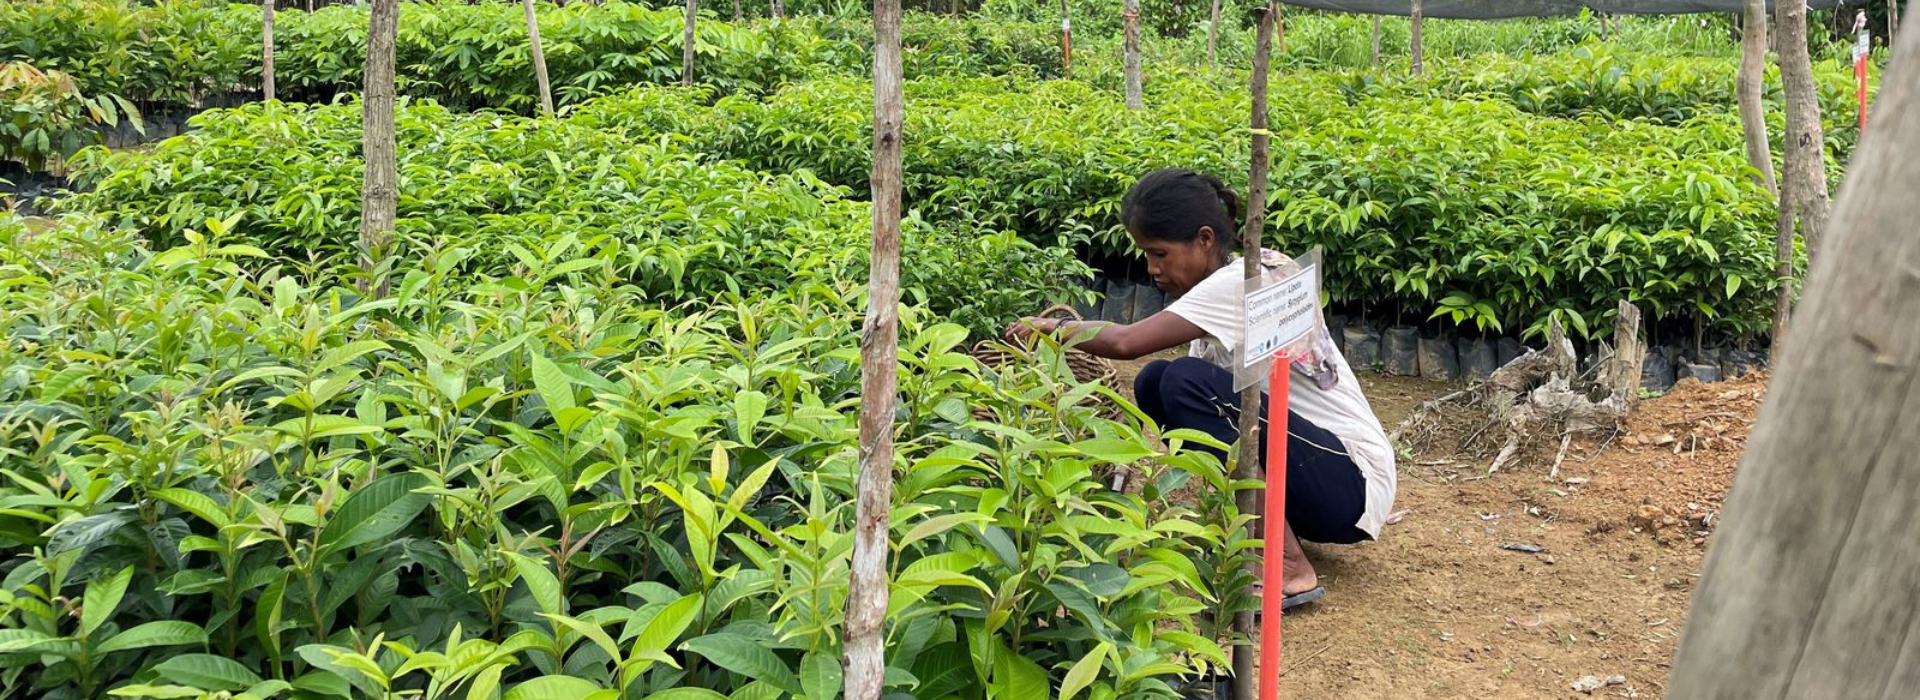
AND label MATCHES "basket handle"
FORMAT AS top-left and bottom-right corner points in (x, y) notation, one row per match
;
(1038, 304), (1084, 322)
